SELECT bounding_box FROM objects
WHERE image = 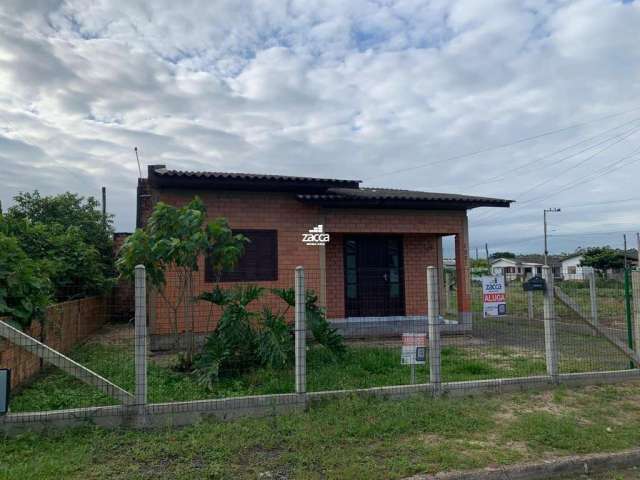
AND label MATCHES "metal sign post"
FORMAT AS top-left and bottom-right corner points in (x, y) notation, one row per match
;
(0, 368), (10, 415)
